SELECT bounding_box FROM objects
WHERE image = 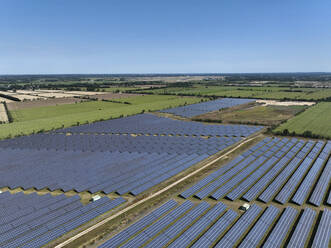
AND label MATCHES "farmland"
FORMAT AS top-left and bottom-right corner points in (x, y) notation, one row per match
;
(274, 102), (331, 139)
(193, 102), (308, 126)
(135, 85), (331, 101)
(0, 95), (203, 139)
